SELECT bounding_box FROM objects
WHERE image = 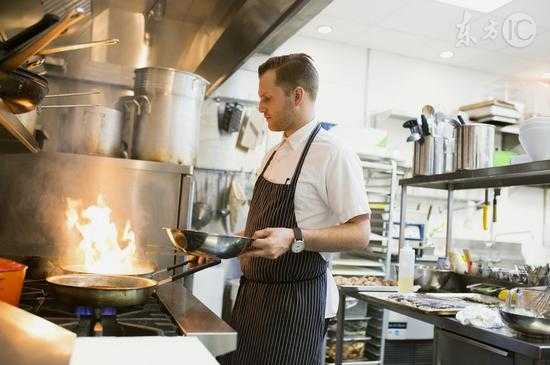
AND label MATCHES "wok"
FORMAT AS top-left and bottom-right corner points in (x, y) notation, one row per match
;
(164, 228), (253, 259)
(47, 259), (220, 307)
